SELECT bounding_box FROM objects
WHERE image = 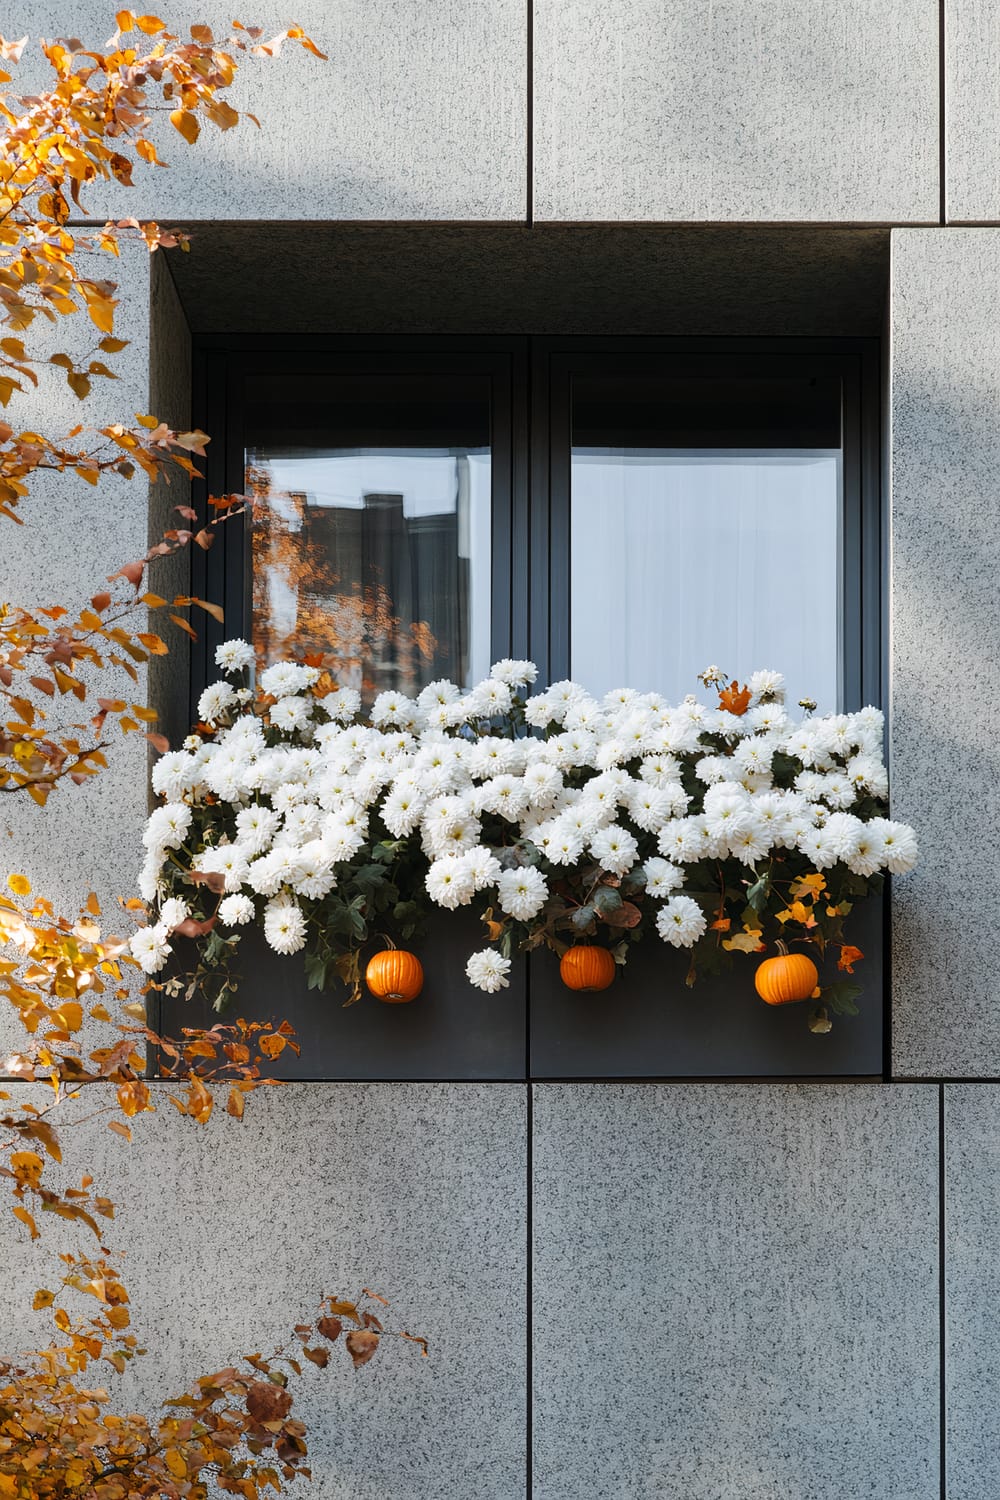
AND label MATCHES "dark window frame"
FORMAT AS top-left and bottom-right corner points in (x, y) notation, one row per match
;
(176, 333), (886, 1083)
(190, 334), (882, 718)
